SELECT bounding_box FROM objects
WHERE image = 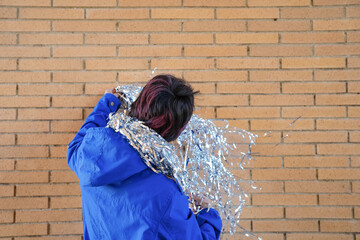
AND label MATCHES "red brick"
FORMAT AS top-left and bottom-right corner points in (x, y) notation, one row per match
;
(152, 8), (214, 19)
(53, 20), (116, 32)
(85, 83), (117, 95)
(251, 95), (313, 106)
(17, 184), (80, 196)
(0, 59), (16, 70)
(151, 33), (212, 44)
(282, 57), (345, 69)
(18, 133), (74, 145)
(0, 84), (16, 95)
(0, 96), (50, 108)
(184, 71), (247, 82)
(0, 134), (15, 145)
(0, 197), (48, 210)
(285, 181), (350, 193)
(119, 21), (180, 32)
(317, 119), (360, 130)
(53, 71), (116, 83)
(54, 0), (116, 6)
(218, 82), (279, 94)
(18, 84), (83, 95)
(282, 107), (346, 118)
(316, 44), (360, 56)
(0, 20), (50, 32)
(17, 159), (68, 171)
(118, 46), (181, 57)
(217, 107), (280, 119)
(191, 83), (215, 94)
(316, 94), (360, 105)
(152, 59), (213, 70)
(284, 156), (348, 168)
(0, 33), (16, 44)
(244, 156), (282, 168)
(0, 0), (50, 6)
(314, 0), (360, 5)
(250, 45), (312, 57)
(281, 7), (344, 19)
(86, 59), (147, 70)
(321, 220), (360, 232)
(286, 207), (351, 219)
(248, 0), (310, 6)
(0, 8), (16, 19)
(348, 32), (360, 43)
(314, 19), (360, 30)
(19, 108), (82, 120)
(254, 144), (315, 156)
(51, 120), (83, 133)
(50, 197), (82, 209)
(350, 132), (360, 142)
(315, 70), (360, 81)
(284, 131), (347, 143)
(16, 209), (82, 223)
(251, 119), (314, 130)
(118, 71), (181, 83)
(0, 172), (48, 183)
(0, 109), (15, 120)
(241, 207), (283, 219)
(218, 58), (279, 69)
(19, 7), (83, 19)
(15, 236), (81, 240)
(19, 59), (82, 70)
(282, 82), (345, 93)
(320, 194), (360, 205)
(51, 171), (79, 183)
(318, 144), (360, 155)
(349, 57), (360, 68)
(19, 33), (82, 45)
(249, 20), (311, 32)
(247, 181), (283, 193)
(0, 121), (49, 133)
(0, 72), (50, 83)
(253, 169), (315, 180)
(0, 223), (47, 237)
(253, 220), (318, 232)
(0, 146), (49, 158)
(183, 20), (246, 32)
(85, 33), (148, 45)
(86, 9), (149, 19)
(53, 46), (116, 57)
(185, 46), (246, 57)
(216, 33), (278, 44)
(253, 132), (282, 144)
(119, 0), (180, 6)
(0, 185), (14, 197)
(0, 211), (13, 223)
(49, 222), (89, 235)
(196, 95), (248, 106)
(194, 107), (215, 119)
(0, 46), (50, 57)
(183, 0), (245, 6)
(319, 169), (360, 180)
(250, 70), (312, 82)
(349, 82), (360, 93)
(217, 8), (279, 19)
(50, 146), (68, 158)
(0, 159), (14, 170)
(282, 32), (345, 43)
(287, 233), (353, 240)
(354, 183), (360, 193)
